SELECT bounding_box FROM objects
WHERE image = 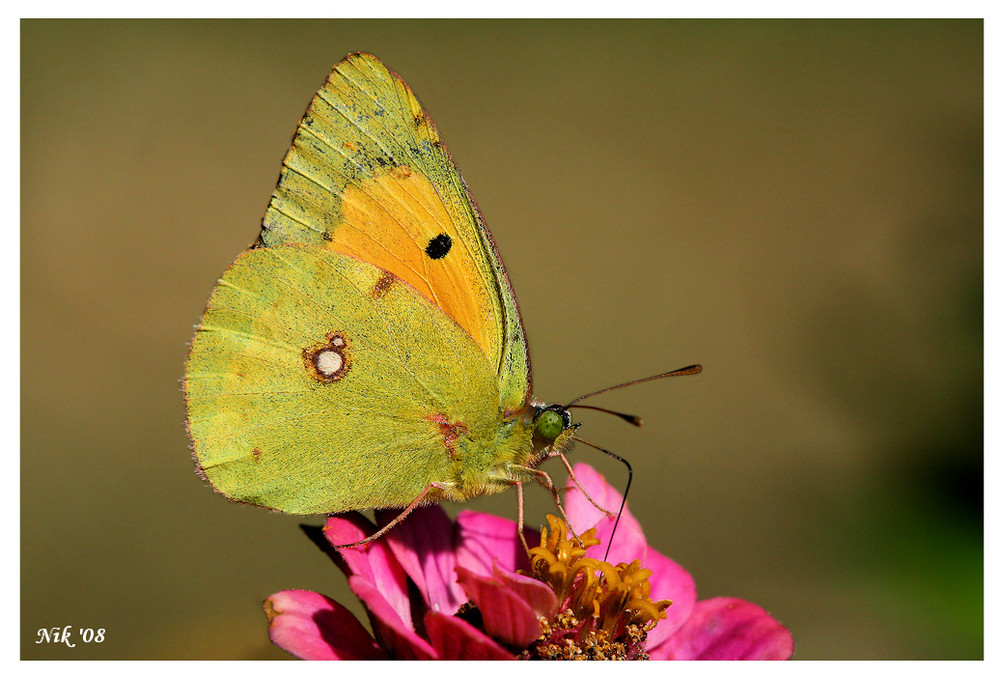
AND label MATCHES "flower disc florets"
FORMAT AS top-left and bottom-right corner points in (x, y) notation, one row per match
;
(522, 515), (672, 659)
